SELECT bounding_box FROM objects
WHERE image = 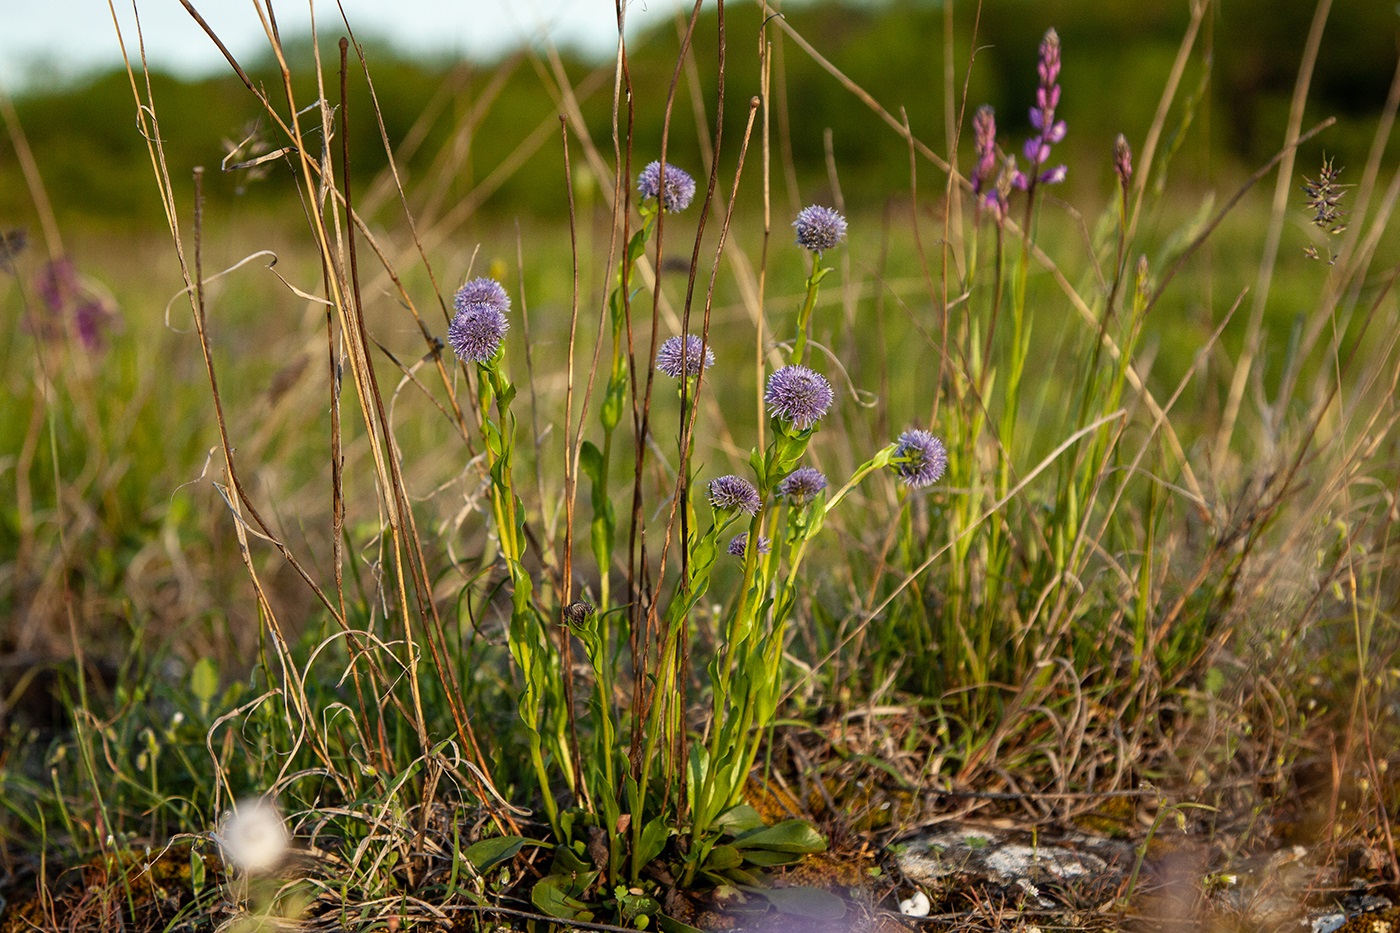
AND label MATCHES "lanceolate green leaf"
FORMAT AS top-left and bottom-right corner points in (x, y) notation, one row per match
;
(731, 819), (827, 854)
